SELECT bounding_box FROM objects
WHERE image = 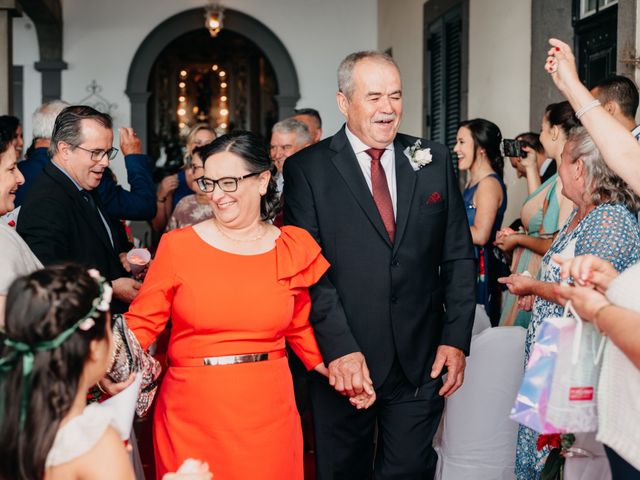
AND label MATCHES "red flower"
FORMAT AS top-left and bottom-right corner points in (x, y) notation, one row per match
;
(7, 220), (15, 227)
(427, 192), (442, 204)
(537, 434), (562, 451)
